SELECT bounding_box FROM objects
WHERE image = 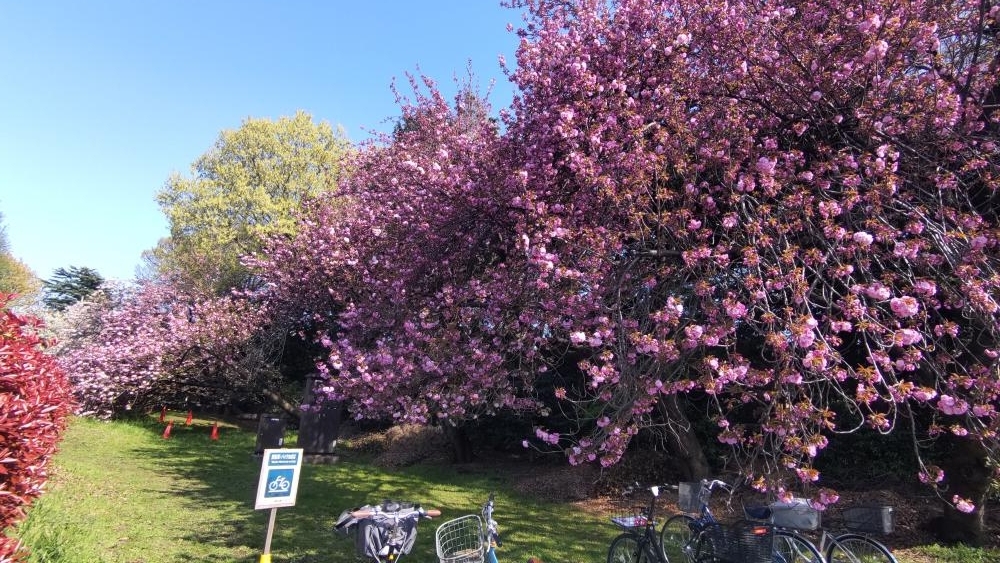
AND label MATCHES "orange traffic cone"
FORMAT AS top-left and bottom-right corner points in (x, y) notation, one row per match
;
(210, 422), (220, 441)
(162, 421), (173, 439)
(185, 410), (193, 425)
(159, 406), (166, 423)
